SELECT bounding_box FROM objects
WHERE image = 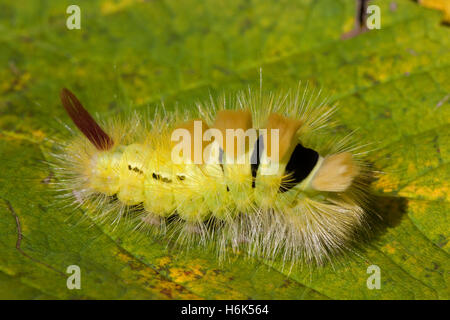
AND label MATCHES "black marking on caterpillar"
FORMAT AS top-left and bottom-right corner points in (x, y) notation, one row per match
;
(280, 144), (319, 193)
